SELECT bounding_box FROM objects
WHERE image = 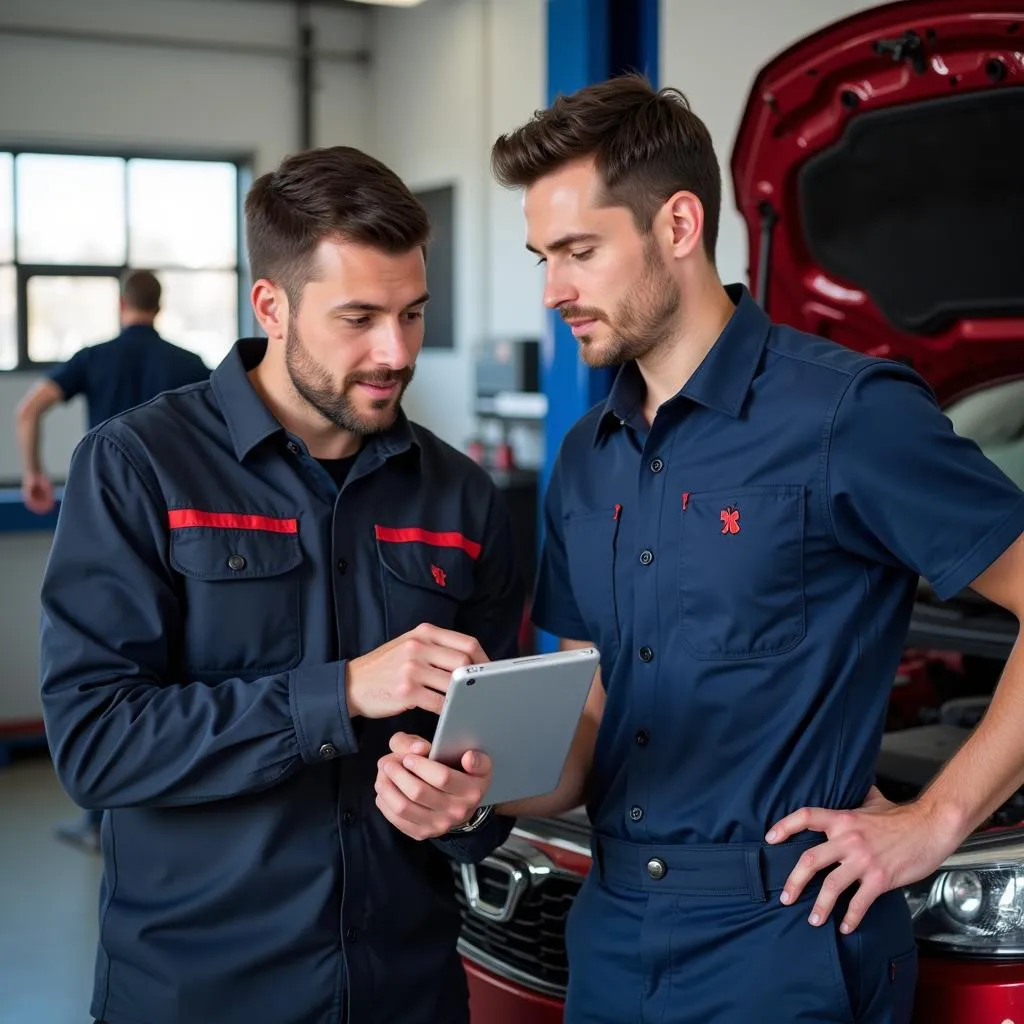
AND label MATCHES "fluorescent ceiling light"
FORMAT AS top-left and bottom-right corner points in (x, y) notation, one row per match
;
(345, 0), (426, 7)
